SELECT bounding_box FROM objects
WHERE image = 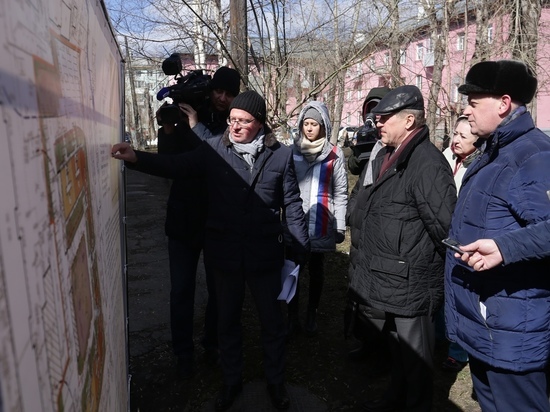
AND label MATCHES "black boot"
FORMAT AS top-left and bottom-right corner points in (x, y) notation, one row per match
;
(305, 308), (318, 337)
(267, 383), (290, 410)
(215, 383), (243, 411)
